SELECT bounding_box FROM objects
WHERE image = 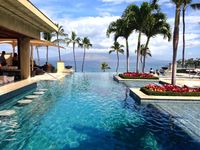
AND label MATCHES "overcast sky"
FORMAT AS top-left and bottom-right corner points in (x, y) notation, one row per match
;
(1, 0), (200, 61)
